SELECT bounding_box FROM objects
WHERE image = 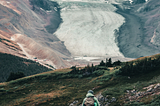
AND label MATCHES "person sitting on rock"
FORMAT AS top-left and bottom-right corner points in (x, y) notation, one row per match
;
(82, 90), (100, 106)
